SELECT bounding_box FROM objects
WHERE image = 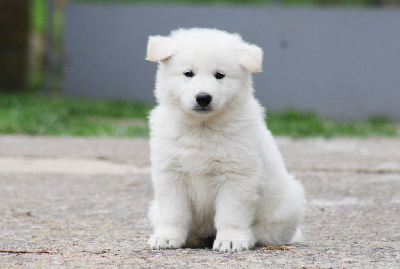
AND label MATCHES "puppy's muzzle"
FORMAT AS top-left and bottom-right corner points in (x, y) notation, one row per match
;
(196, 92), (212, 108)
